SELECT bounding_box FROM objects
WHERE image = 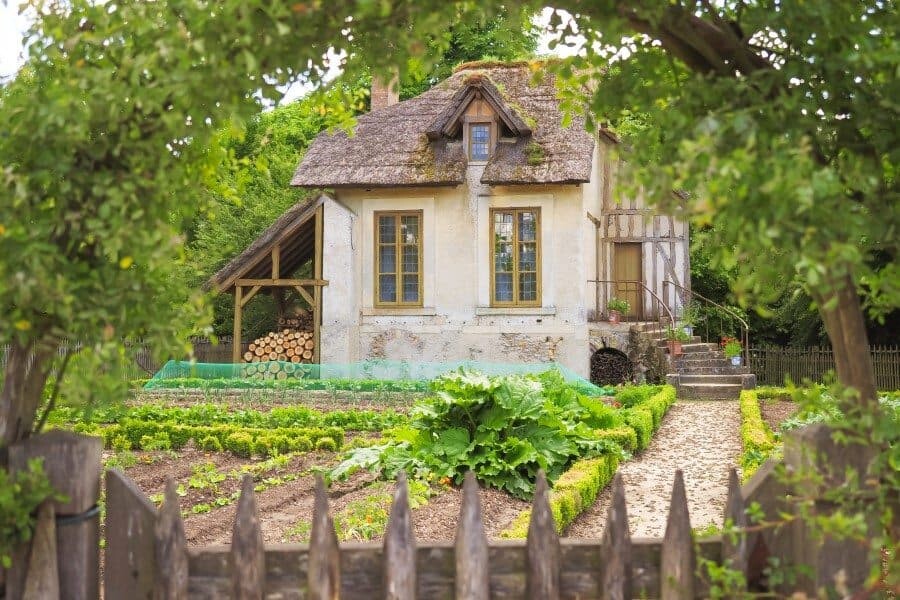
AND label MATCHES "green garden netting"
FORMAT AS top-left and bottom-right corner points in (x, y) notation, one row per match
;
(144, 359), (609, 395)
